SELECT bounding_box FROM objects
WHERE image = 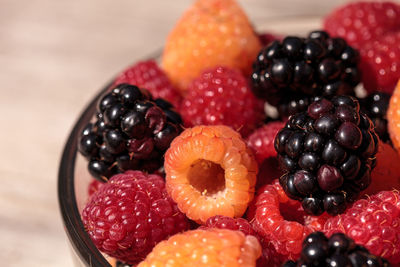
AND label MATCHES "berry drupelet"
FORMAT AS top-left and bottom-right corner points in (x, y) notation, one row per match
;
(251, 30), (360, 119)
(274, 96), (378, 215)
(78, 84), (182, 181)
(282, 232), (391, 267)
(360, 92), (391, 143)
